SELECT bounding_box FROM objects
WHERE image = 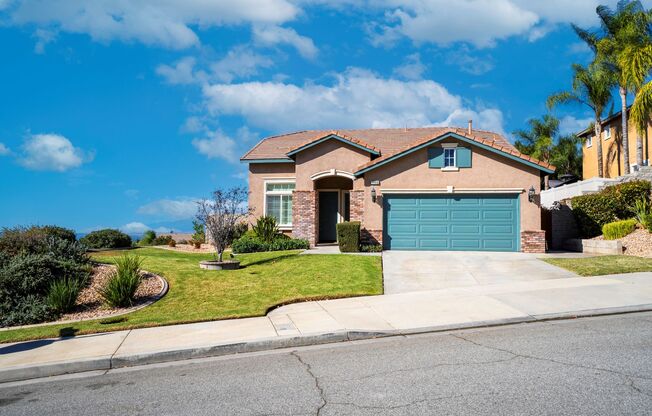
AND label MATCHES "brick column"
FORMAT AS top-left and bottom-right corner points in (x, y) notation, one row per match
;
(521, 230), (546, 253)
(349, 190), (364, 222)
(350, 189), (382, 245)
(293, 190), (317, 247)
